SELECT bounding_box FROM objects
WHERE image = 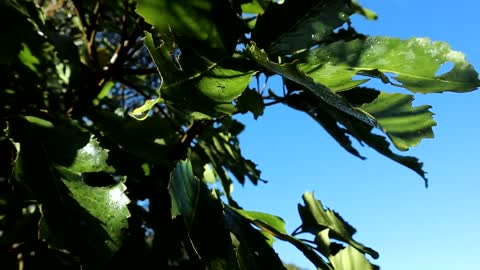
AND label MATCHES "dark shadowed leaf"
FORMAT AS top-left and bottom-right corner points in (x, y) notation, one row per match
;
(236, 88), (265, 119)
(285, 93), (365, 159)
(136, 0), (242, 53)
(168, 160), (200, 231)
(252, 0), (357, 55)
